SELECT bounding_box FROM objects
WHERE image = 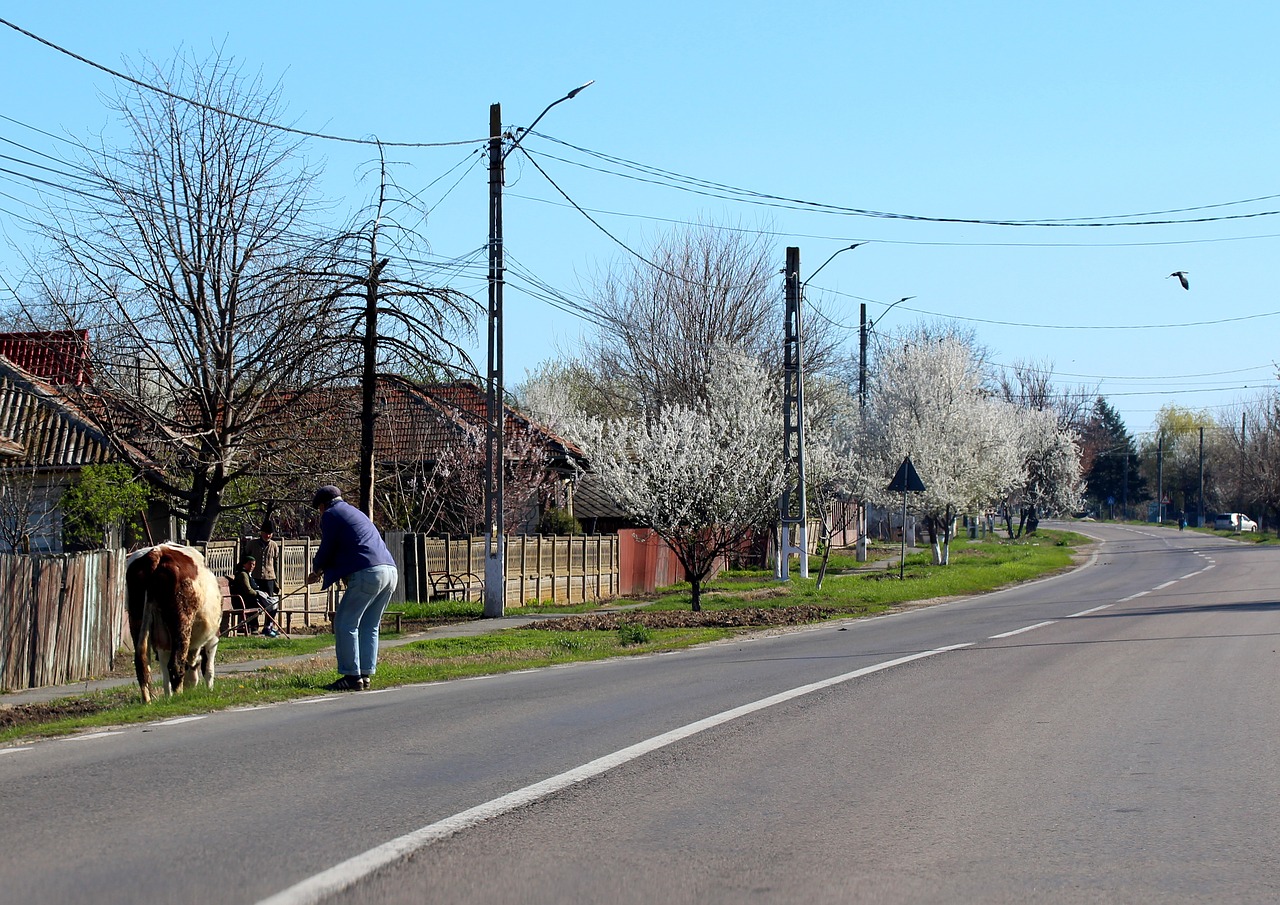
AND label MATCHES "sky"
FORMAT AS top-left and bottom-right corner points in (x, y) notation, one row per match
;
(2, 1), (1279, 439)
